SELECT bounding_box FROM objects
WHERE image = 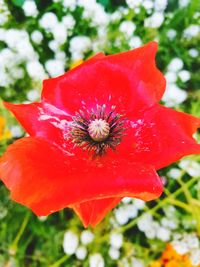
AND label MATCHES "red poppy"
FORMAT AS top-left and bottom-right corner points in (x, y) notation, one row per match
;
(0, 42), (200, 227)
